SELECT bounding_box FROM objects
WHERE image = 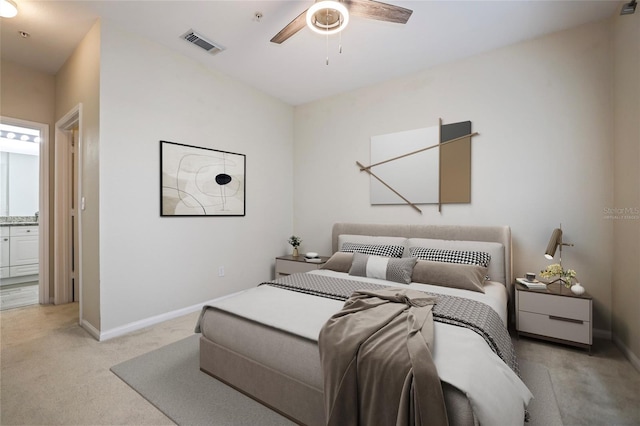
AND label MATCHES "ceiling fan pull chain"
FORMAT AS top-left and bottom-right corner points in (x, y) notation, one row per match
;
(326, 27), (330, 65)
(339, 22), (343, 54)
